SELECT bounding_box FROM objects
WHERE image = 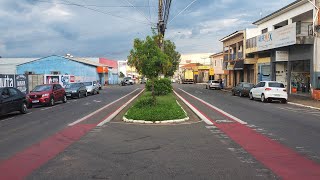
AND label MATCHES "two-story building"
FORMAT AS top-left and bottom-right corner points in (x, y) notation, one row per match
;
(209, 52), (226, 80)
(220, 28), (260, 87)
(247, 0), (318, 96)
